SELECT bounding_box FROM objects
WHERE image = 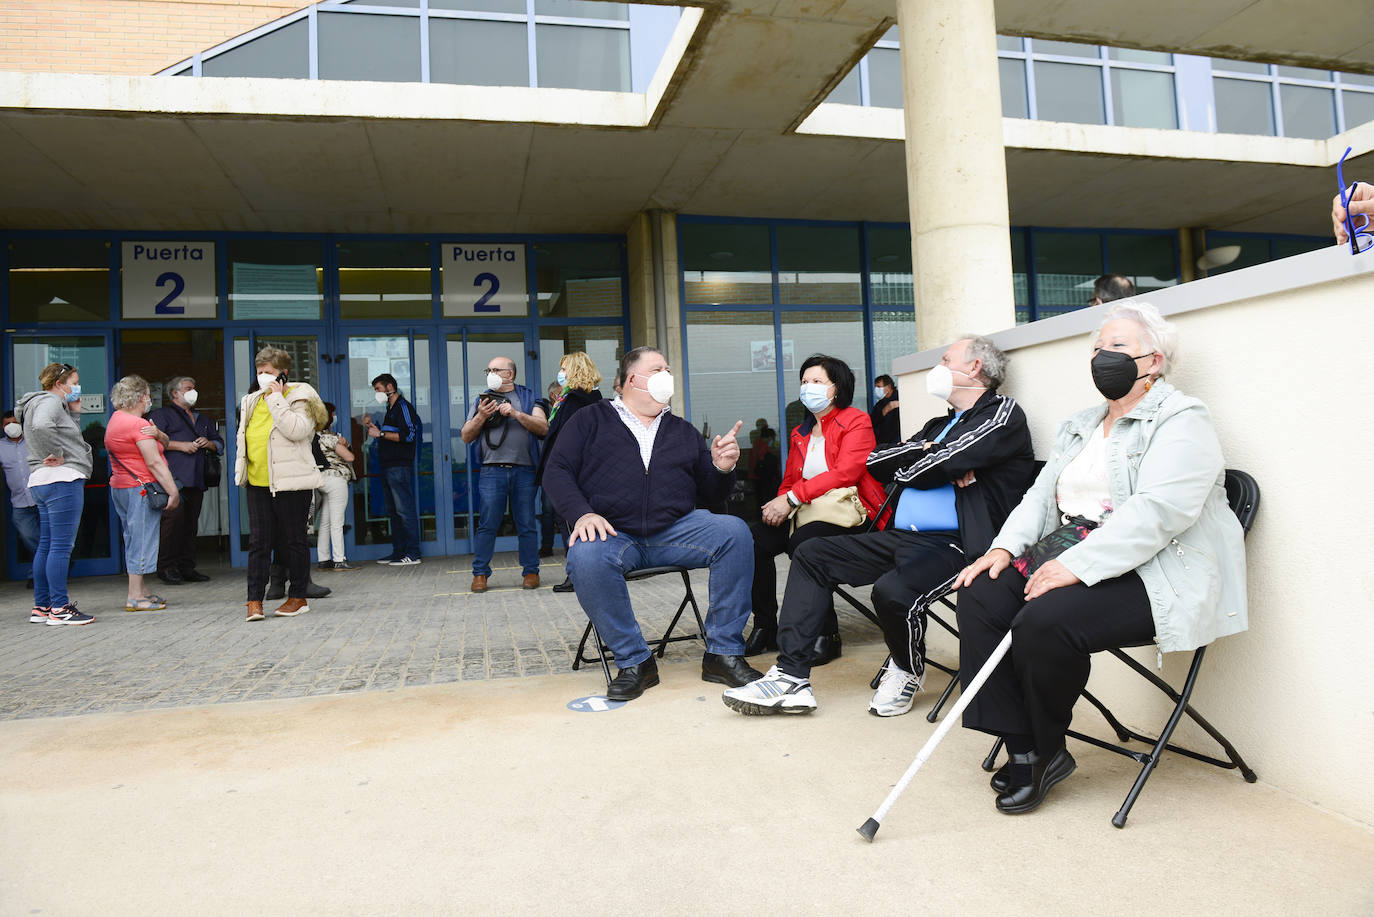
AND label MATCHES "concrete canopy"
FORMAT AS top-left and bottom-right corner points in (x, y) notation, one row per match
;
(1, 0), (1371, 237)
